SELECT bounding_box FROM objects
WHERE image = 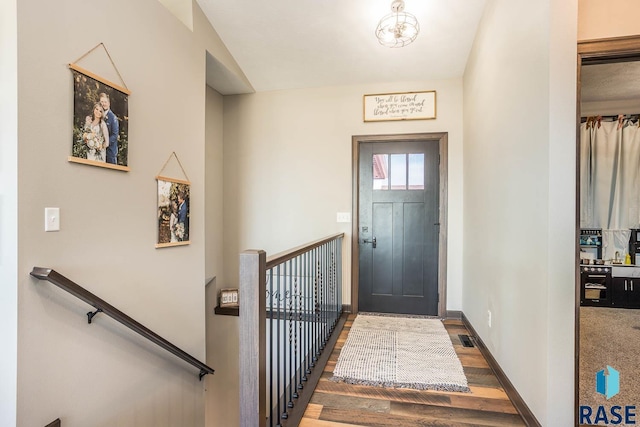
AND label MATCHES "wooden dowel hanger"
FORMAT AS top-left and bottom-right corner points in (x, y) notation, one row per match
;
(581, 114), (640, 122)
(581, 114), (640, 129)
